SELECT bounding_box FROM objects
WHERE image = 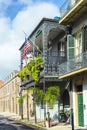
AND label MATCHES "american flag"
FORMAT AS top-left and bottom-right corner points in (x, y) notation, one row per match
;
(23, 38), (30, 59)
